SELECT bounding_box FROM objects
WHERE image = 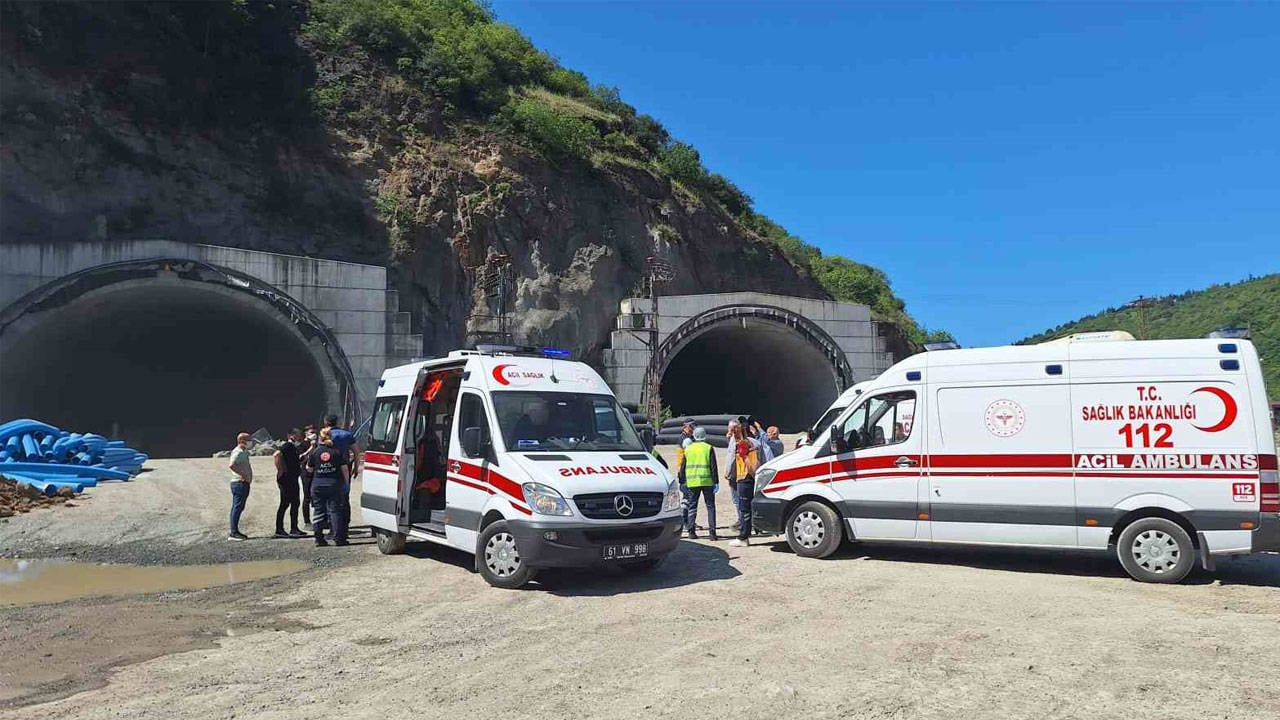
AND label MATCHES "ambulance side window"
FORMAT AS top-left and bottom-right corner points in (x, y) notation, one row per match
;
(457, 393), (491, 445)
(842, 391), (916, 450)
(369, 397), (406, 453)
